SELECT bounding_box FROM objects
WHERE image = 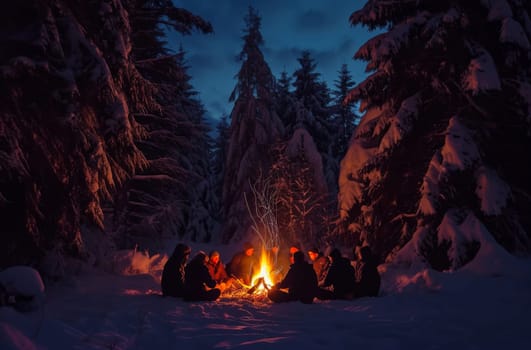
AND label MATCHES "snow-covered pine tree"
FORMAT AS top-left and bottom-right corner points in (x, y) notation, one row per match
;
(221, 6), (284, 243)
(0, 1), (149, 271)
(212, 114), (230, 221)
(213, 114), (230, 177)
(292, 51), (333, 142)
(339, 0), (531, 270)
(331, 64), (358, 159)
(115, 2), (213, 249)
(289, 51), (338, 230)
(175, 49), (219, 243)
(269, 129), (329, 247)
(275, 70), (296, 130)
